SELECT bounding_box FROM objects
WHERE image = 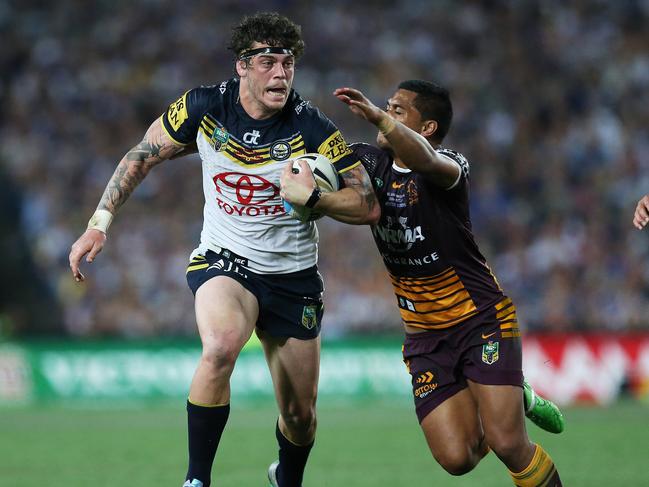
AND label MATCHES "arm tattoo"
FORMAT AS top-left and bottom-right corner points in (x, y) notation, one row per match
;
(98, 128), (184, 214)
(341, 166), (377, 212)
